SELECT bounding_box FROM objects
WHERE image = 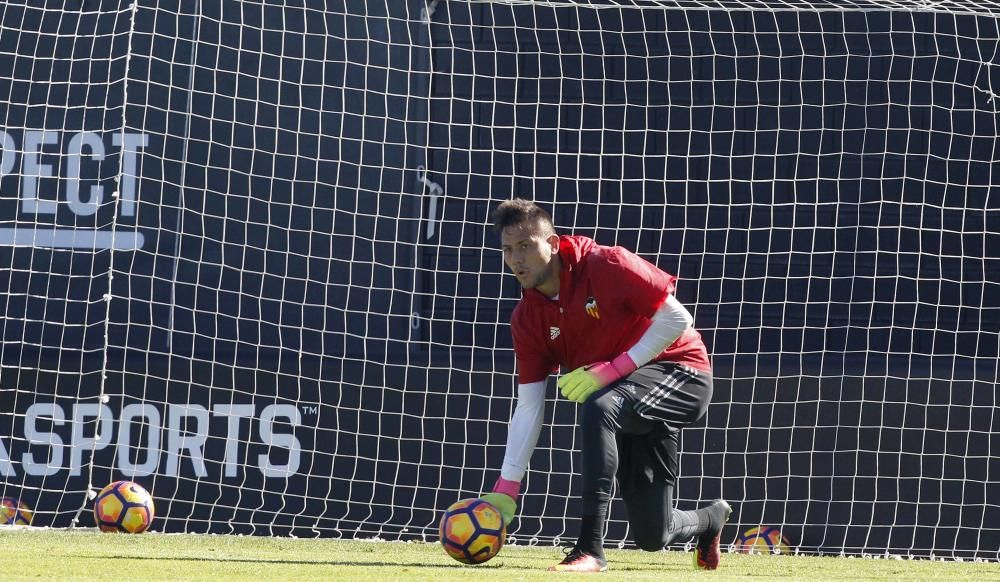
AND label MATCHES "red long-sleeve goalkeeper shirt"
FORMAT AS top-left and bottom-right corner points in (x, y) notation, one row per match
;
(510, 235), (712, 384)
